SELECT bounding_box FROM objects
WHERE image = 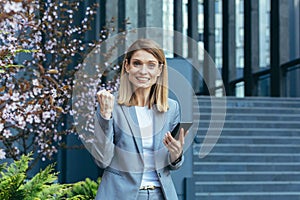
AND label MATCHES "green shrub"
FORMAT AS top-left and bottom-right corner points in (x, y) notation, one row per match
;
(0, 154), (100, 200)
(67, 178), (101, 200)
